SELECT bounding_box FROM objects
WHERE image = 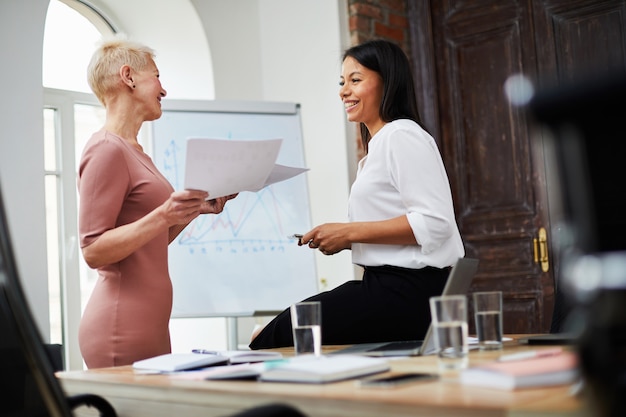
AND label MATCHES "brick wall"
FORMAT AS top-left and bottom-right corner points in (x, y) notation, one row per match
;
(346, 0), (410, 56)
